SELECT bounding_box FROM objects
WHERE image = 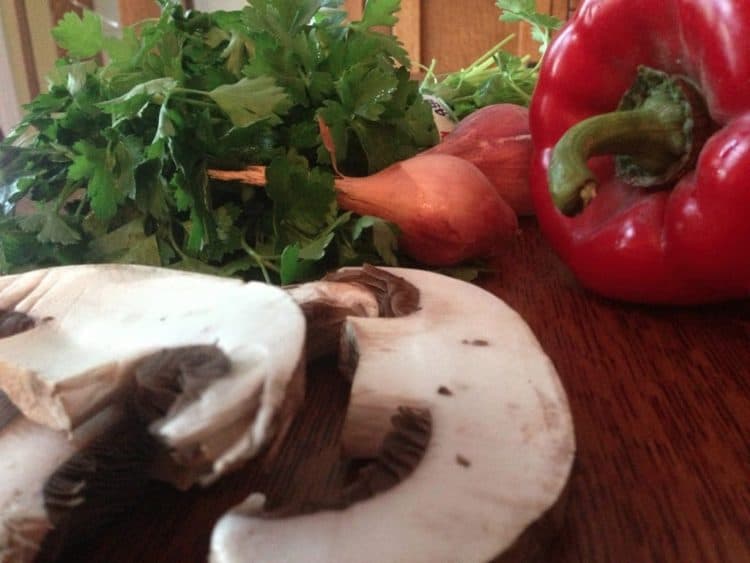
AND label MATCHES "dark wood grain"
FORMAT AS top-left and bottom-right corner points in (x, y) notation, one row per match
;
(481, 219), (750, 563)
(63, 218), (749, 562)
